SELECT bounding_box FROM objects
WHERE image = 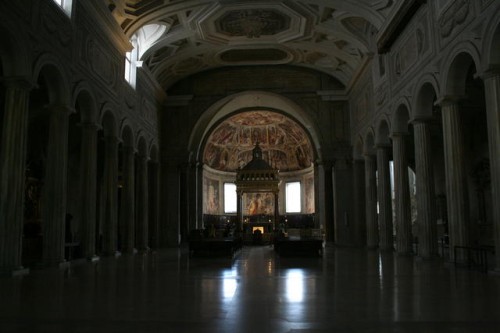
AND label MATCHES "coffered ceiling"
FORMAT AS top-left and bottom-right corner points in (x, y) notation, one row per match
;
(108, 0), (395, 89)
